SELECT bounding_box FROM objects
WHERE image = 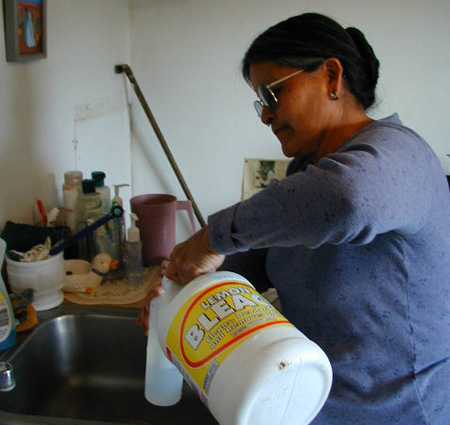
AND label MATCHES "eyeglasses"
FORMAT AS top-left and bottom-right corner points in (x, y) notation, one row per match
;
(254, 69), (305, 118)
